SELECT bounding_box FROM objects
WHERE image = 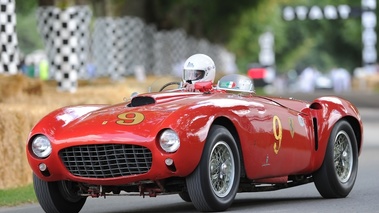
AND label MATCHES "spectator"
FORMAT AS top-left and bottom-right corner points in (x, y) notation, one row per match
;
(331, 67), (351, 93)
(298, 66), (319, 93)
